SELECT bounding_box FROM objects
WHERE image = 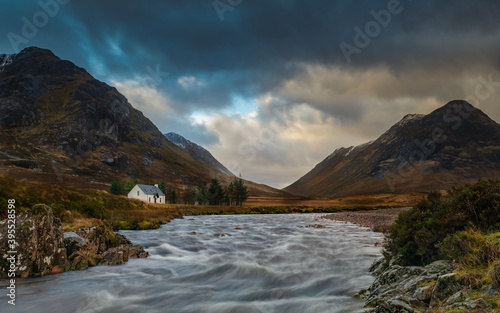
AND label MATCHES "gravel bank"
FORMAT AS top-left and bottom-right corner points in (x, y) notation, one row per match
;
(322, 207), (412, 232)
